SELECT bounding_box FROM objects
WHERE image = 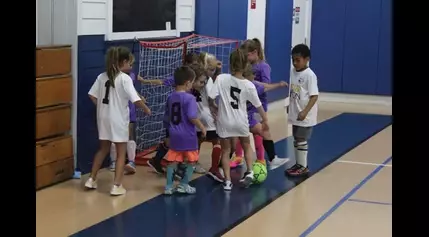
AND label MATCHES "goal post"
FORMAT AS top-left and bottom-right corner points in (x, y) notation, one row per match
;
(135, 34), (240, 165)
